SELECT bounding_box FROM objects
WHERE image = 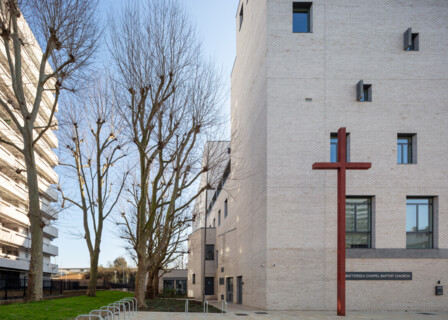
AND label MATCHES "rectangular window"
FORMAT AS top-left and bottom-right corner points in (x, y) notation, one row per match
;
(218, 210), (221, 226)
(192, 274), (196, 284)
(213, 218), (215, 228)
(224, 199), (228, 218)
(406, 198), (433, 248)
(397, 134), (415, 164)
(356, 80), (372, 102)
(219, 278), (225, 285)
(206, 244), (214, 260)
(330, 133), (349, 163)
(404, 28), (419, 51)
(346, 197), (372, 248)
(293, 2), (312, 33)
